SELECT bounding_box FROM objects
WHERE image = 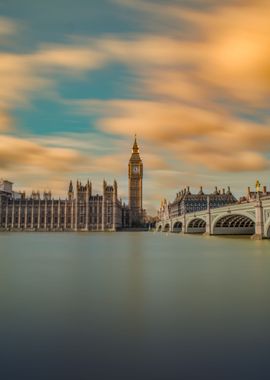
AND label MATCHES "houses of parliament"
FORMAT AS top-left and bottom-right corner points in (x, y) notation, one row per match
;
(0, 137), (145, 231)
